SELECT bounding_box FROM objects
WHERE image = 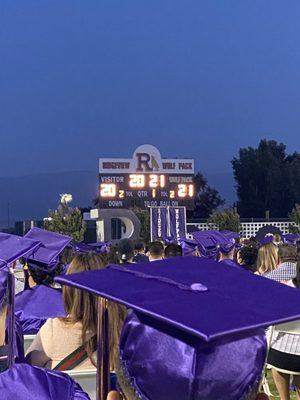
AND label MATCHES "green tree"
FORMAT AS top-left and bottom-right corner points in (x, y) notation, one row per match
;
(132, 207), (150, 243)
(44, 197), (86, 242)
(232, 139), (300, 218)
(289, 204), (300, 234)
(207, 208), (241, 233)
(192, 172), (225, 218)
